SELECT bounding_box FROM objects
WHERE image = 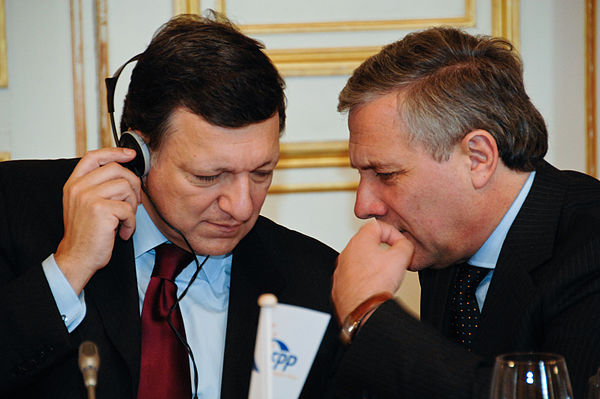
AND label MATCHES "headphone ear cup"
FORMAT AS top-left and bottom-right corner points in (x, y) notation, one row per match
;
(118, 131), (151, 177)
